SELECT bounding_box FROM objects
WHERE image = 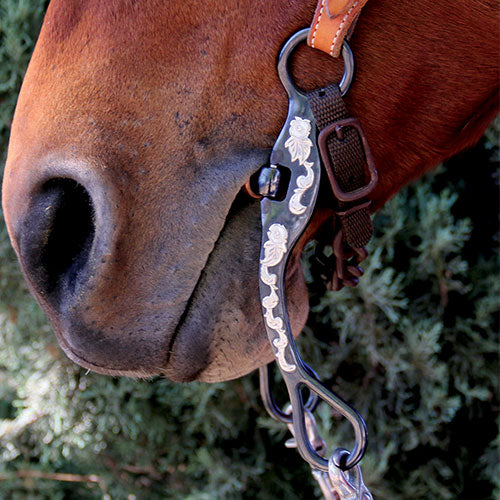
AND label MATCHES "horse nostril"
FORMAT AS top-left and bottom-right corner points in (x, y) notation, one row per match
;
(19, 178), (95, 305)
